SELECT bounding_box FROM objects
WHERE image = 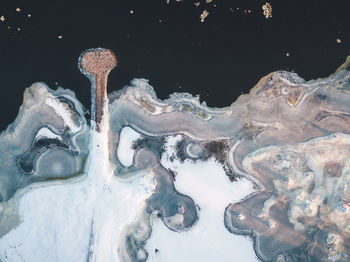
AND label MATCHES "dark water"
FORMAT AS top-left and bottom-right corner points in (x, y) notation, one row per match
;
(0, 0), (350, 130)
